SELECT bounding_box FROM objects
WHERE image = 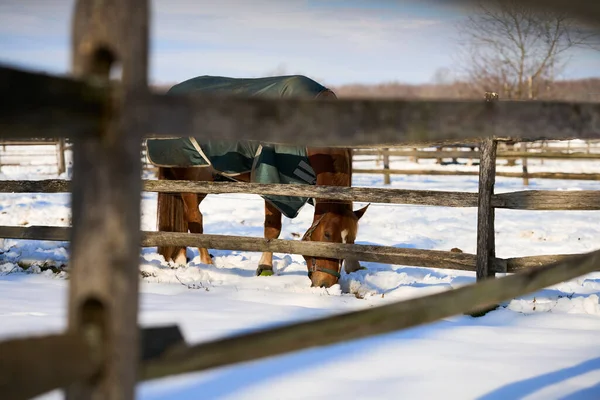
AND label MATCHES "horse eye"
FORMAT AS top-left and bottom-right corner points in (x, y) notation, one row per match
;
(324, 232), (331, 240)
